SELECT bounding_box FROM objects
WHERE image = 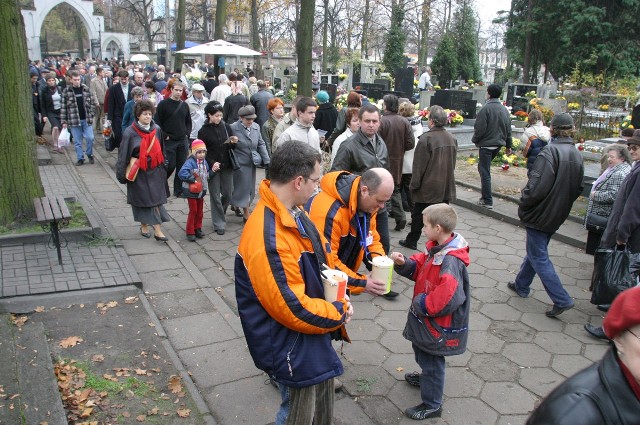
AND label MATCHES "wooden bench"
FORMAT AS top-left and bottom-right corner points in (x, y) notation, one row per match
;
(33, 196), (72, 265)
